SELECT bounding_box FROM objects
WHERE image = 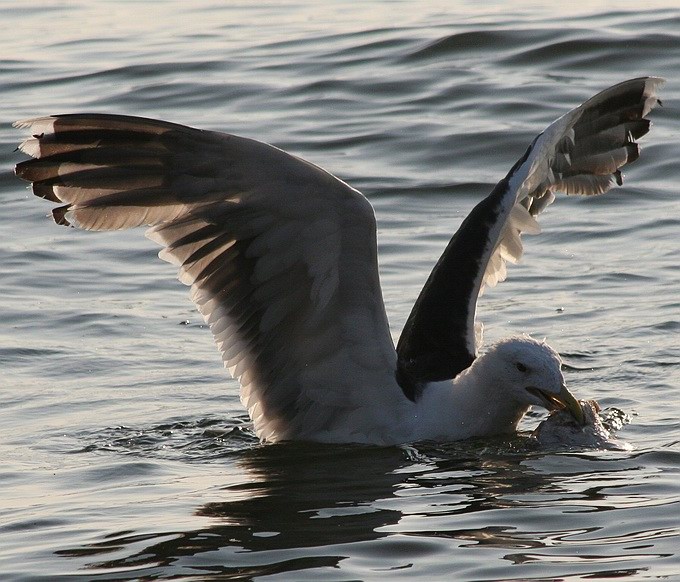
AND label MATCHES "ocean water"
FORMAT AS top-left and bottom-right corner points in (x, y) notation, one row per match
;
(1, 1), (679, 579)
